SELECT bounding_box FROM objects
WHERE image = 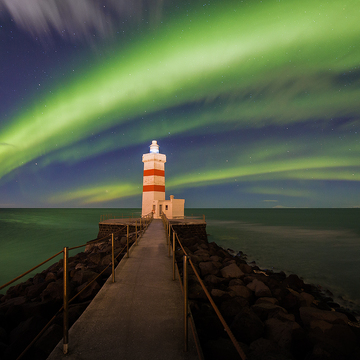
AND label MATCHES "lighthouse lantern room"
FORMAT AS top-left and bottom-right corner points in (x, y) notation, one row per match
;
(142, 140), (185, 219)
